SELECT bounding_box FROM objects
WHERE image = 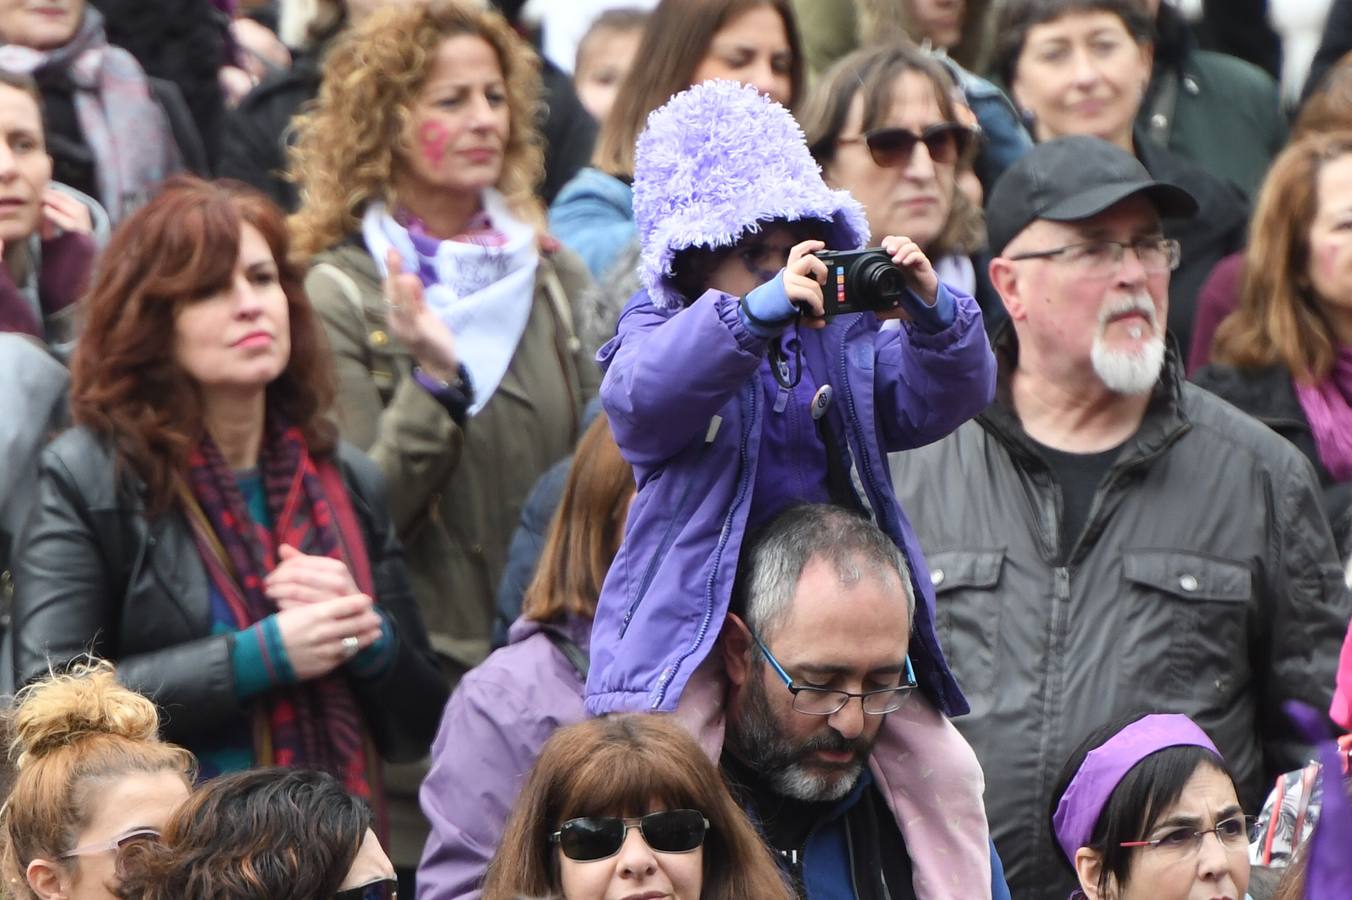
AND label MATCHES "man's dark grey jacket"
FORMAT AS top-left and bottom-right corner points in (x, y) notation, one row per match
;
(891, 335), (1350, 900)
